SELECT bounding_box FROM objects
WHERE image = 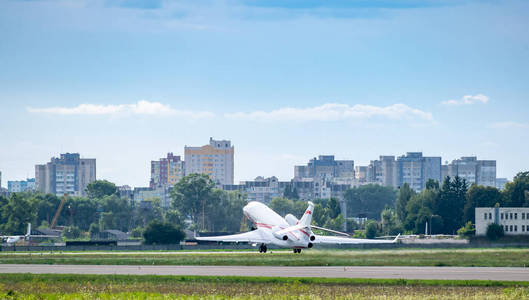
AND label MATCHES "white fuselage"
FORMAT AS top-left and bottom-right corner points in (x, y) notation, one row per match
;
(5, 236), (22, 244)
(243, 201), (313, 249)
